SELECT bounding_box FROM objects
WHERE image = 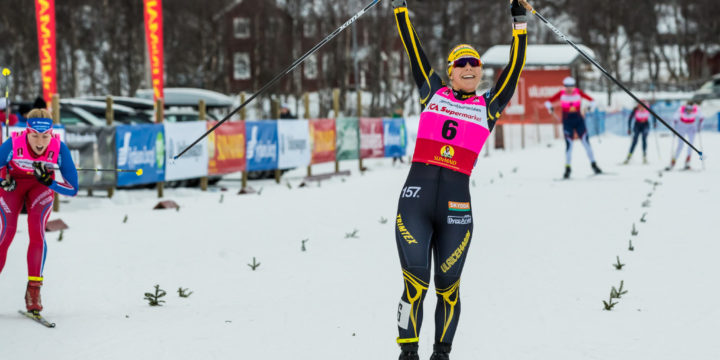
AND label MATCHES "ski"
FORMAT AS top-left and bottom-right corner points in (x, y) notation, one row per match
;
(18, 310), (56, 328)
